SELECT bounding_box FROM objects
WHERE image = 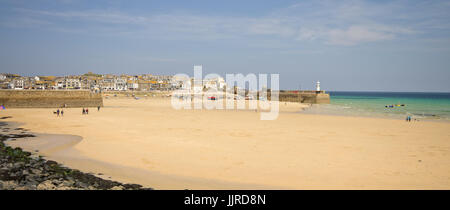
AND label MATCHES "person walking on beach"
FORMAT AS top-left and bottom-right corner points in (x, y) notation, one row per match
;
(56, 109), (60, 117)
(97, 106), (100, 111)
(82, 108), (85, 115)
(86, 108), (89, 115)
(61, 110), (64, 117)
